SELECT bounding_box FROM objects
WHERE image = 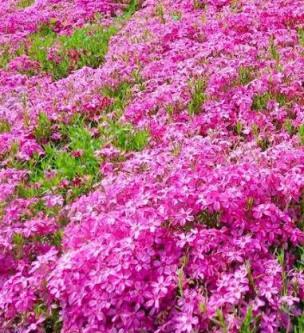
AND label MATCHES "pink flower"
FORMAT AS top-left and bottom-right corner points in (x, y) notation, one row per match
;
(71, 149), (84, 158)
(175, 313), (199, 333)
